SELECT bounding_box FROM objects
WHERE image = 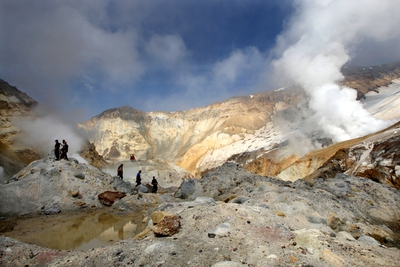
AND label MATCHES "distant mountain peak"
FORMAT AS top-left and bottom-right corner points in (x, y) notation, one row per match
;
(0, 79), (38, 107)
